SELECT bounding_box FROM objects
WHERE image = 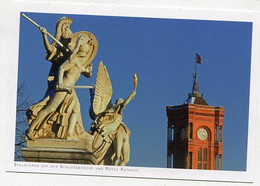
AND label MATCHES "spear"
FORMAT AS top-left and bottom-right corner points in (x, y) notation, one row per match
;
(56, 85), (94, 90)
(64, 85), (94, 89)
(21, 13), (65, 48)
